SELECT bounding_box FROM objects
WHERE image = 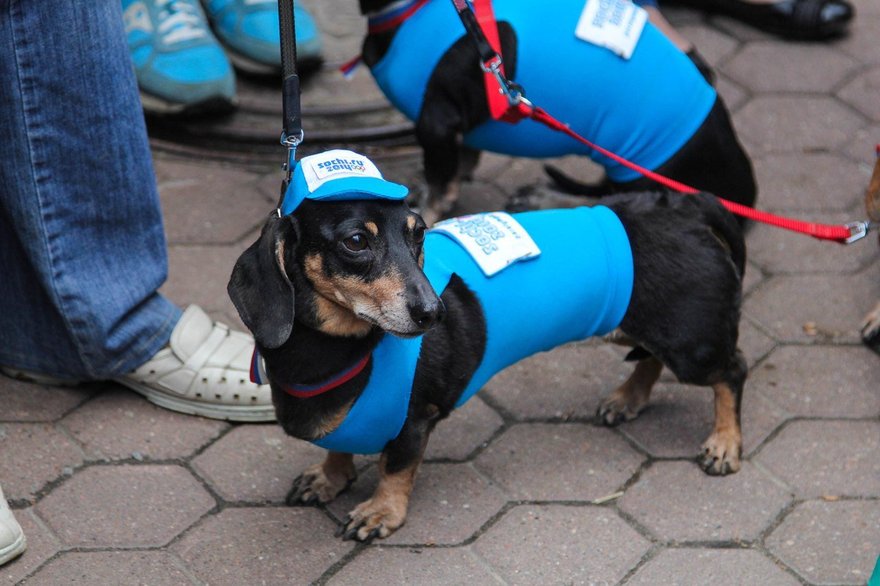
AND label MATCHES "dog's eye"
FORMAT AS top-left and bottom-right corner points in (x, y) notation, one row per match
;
(342, 234), (368, 252)
(413, 225), (426, 244)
